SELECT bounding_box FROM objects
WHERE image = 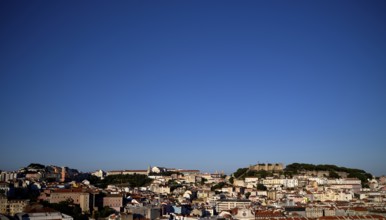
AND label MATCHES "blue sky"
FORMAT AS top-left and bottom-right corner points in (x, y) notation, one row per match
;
(1, 0), (385, 175)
